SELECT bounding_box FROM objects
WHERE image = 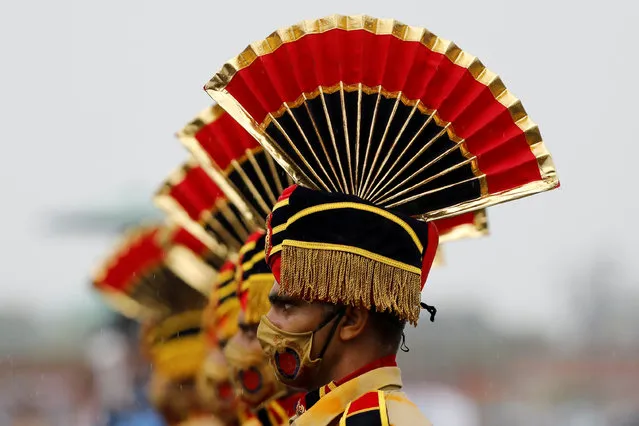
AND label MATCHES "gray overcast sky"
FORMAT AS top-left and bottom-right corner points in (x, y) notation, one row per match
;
(1, 0), (637, 337)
